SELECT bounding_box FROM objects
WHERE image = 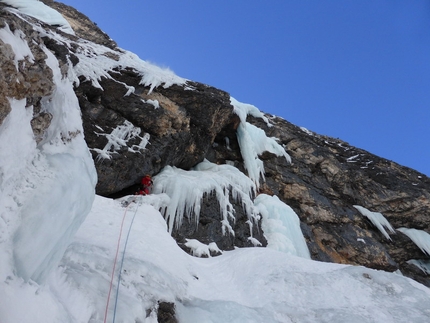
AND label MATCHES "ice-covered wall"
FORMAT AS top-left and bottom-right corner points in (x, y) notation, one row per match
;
(255, 194), (310, 258)
(153, 159), (258, 235)
(231, 97), (291, 189)
(0, 35), (97, 283)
